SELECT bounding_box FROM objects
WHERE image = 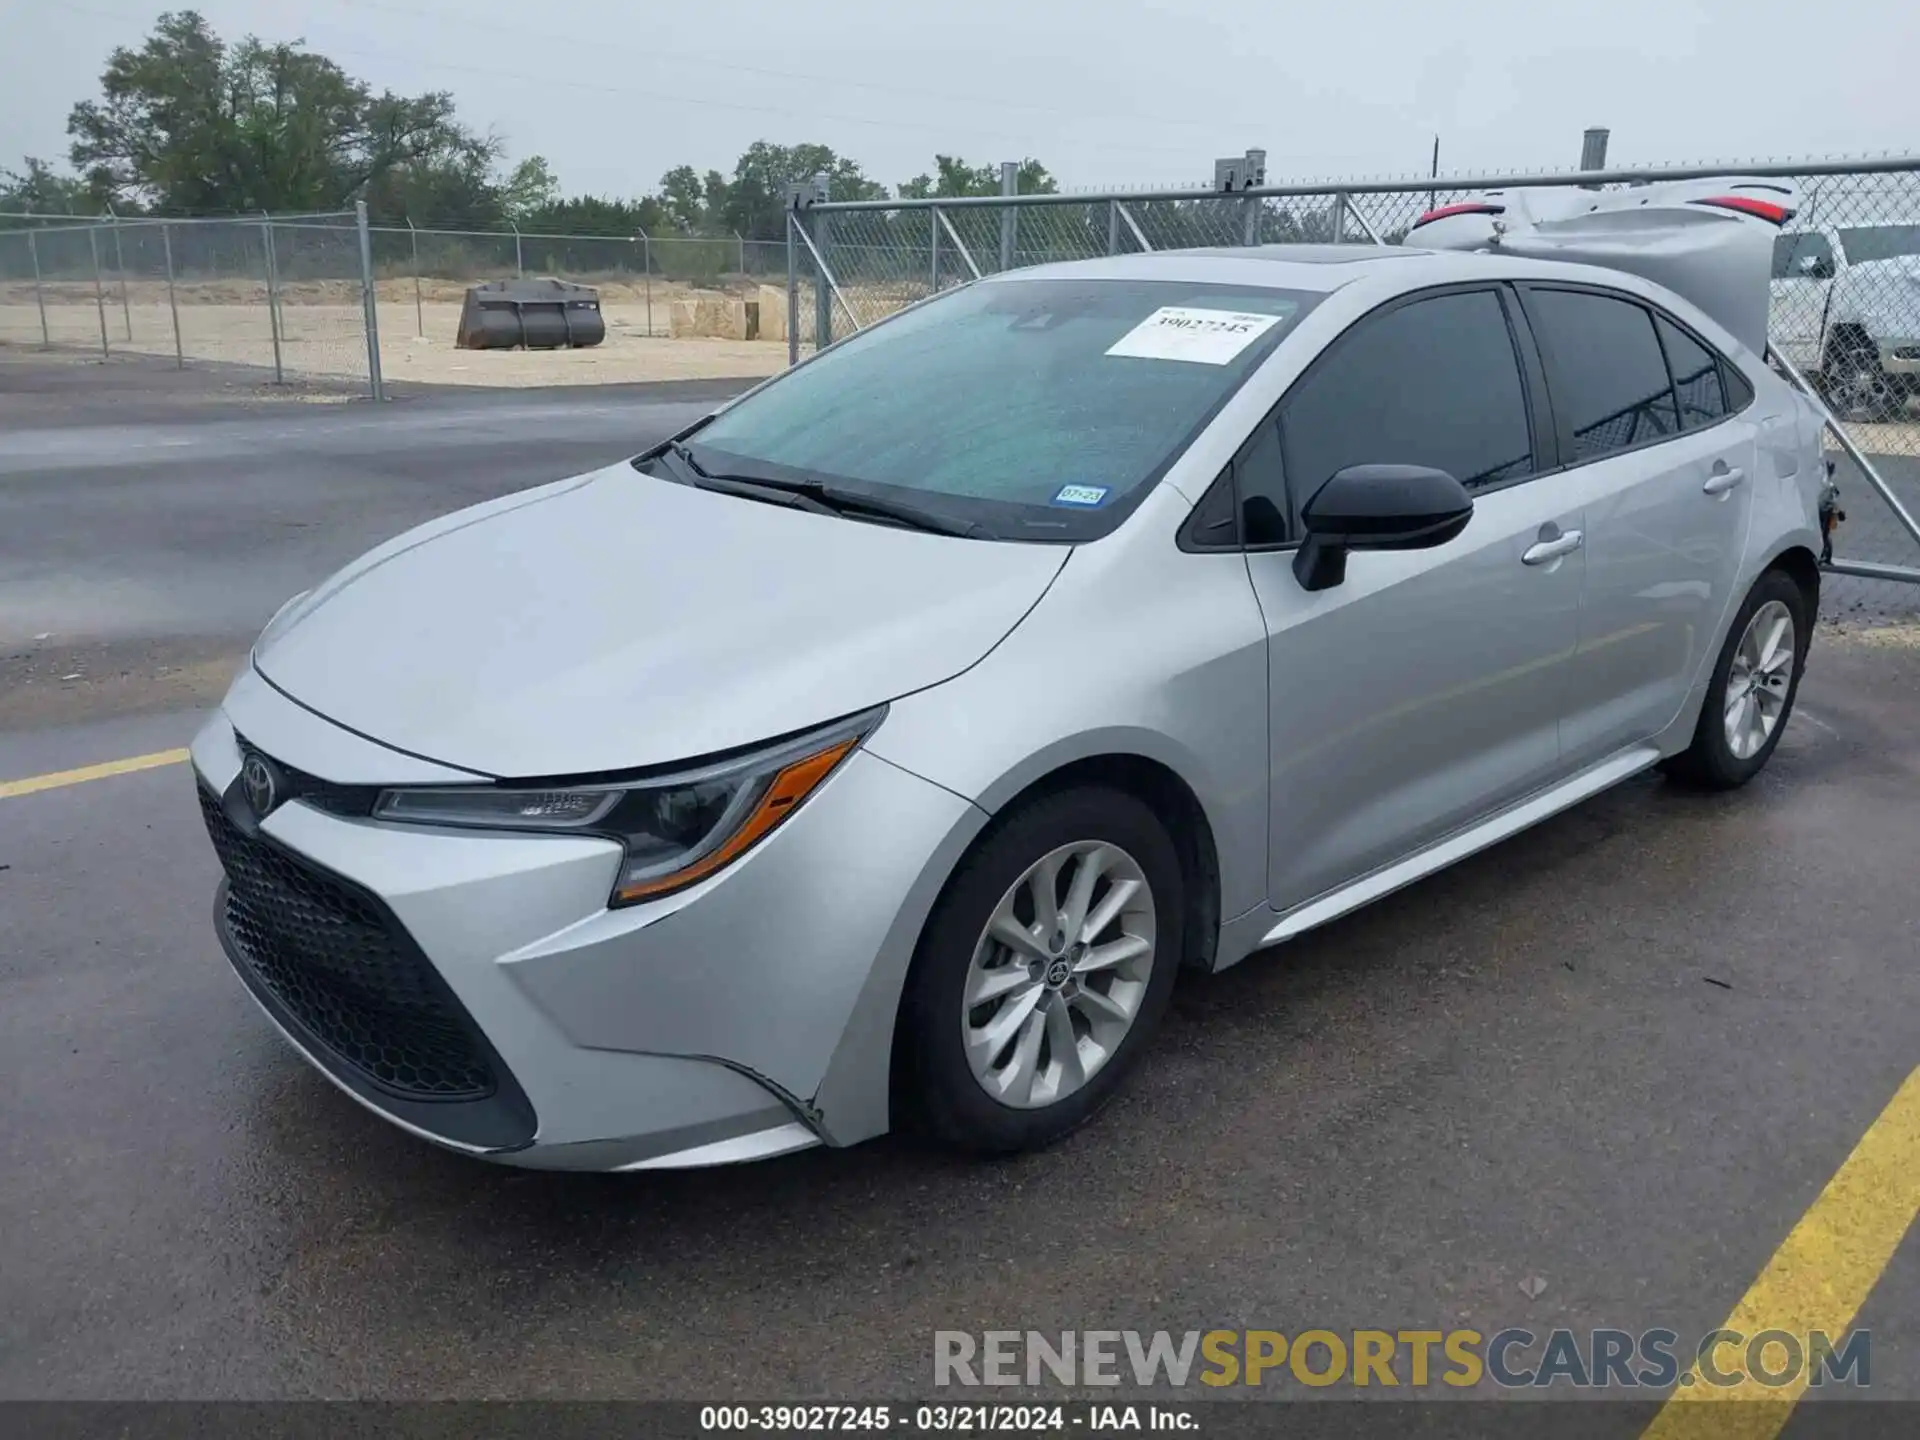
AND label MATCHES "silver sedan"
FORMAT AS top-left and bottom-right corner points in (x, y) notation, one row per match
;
(192, 238), (1827, 1169)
